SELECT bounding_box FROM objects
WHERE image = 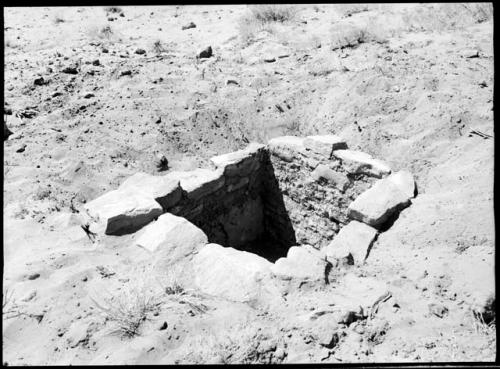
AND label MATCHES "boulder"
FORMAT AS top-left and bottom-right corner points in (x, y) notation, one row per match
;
(119, 172), (182, 211)
(136, 213), (208, 264)
(267, 136), (306, 162)
(311, 164), (349, 191)
(347, 178), (411, 228)
(271, 245), (330, 282)
(166, 168), (225, 200)
(303, 135), (347, 159)
(332, 149), (391, 178)
(324, 221), (378, 265)
(210, 143), (266, 177)
(386, 170), (416, 198)
(192, 243), (273, 302)
(4, 120), (13, 141)
(83, 189), (162, 235)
